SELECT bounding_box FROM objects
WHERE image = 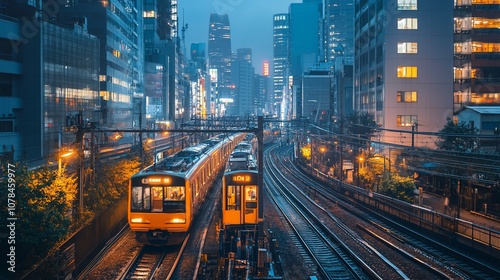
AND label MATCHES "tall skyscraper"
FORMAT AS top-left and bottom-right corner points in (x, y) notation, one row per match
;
(454, 1), (500, 111)
(273, 13), (290, 119)
(208, 13), (232, 87)
(354, 0), (454, 147)
(325, 0), (354, 62)
(208, 13), (233, 116)
(231, 48), (255, 116)
(289, 1), (323, 118)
